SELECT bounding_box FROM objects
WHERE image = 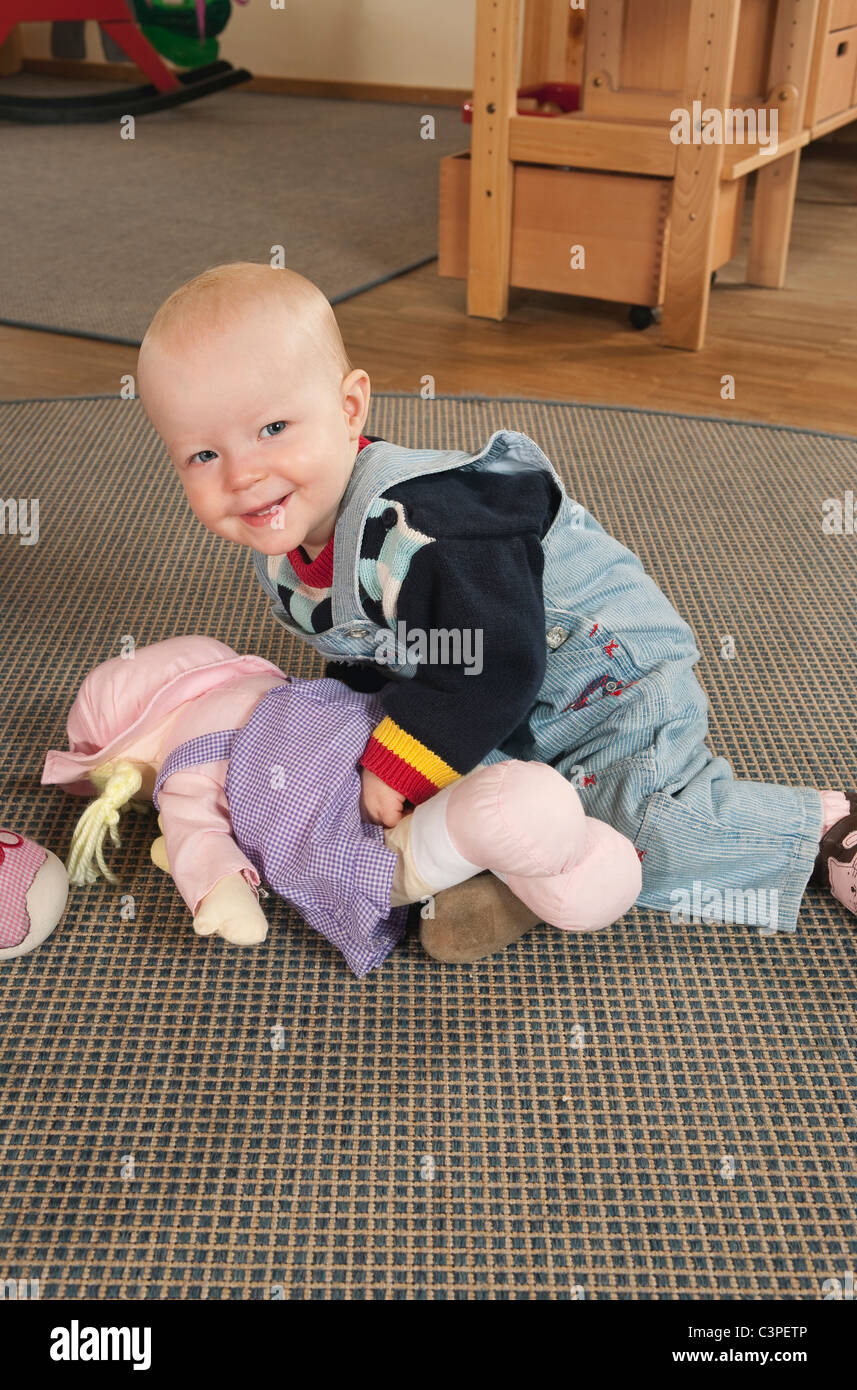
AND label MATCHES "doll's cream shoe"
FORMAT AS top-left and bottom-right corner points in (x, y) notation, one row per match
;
(419, 871), (542, 963)
(193, 872), (269, 945)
